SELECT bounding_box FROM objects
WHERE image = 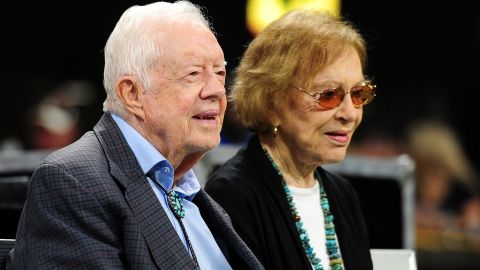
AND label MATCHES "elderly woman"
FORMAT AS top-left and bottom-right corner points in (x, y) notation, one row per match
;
(205, 9), (375, 270)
